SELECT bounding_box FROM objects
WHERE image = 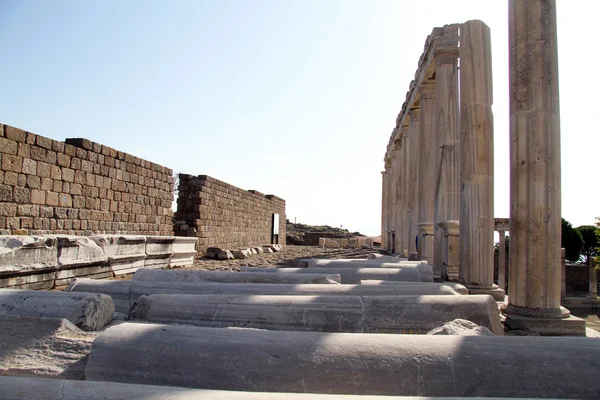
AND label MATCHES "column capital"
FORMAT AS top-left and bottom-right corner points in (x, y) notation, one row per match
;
(434, 45), (459, 66)
(393, 138), (402, 150)
(400, 126), (409, 138)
